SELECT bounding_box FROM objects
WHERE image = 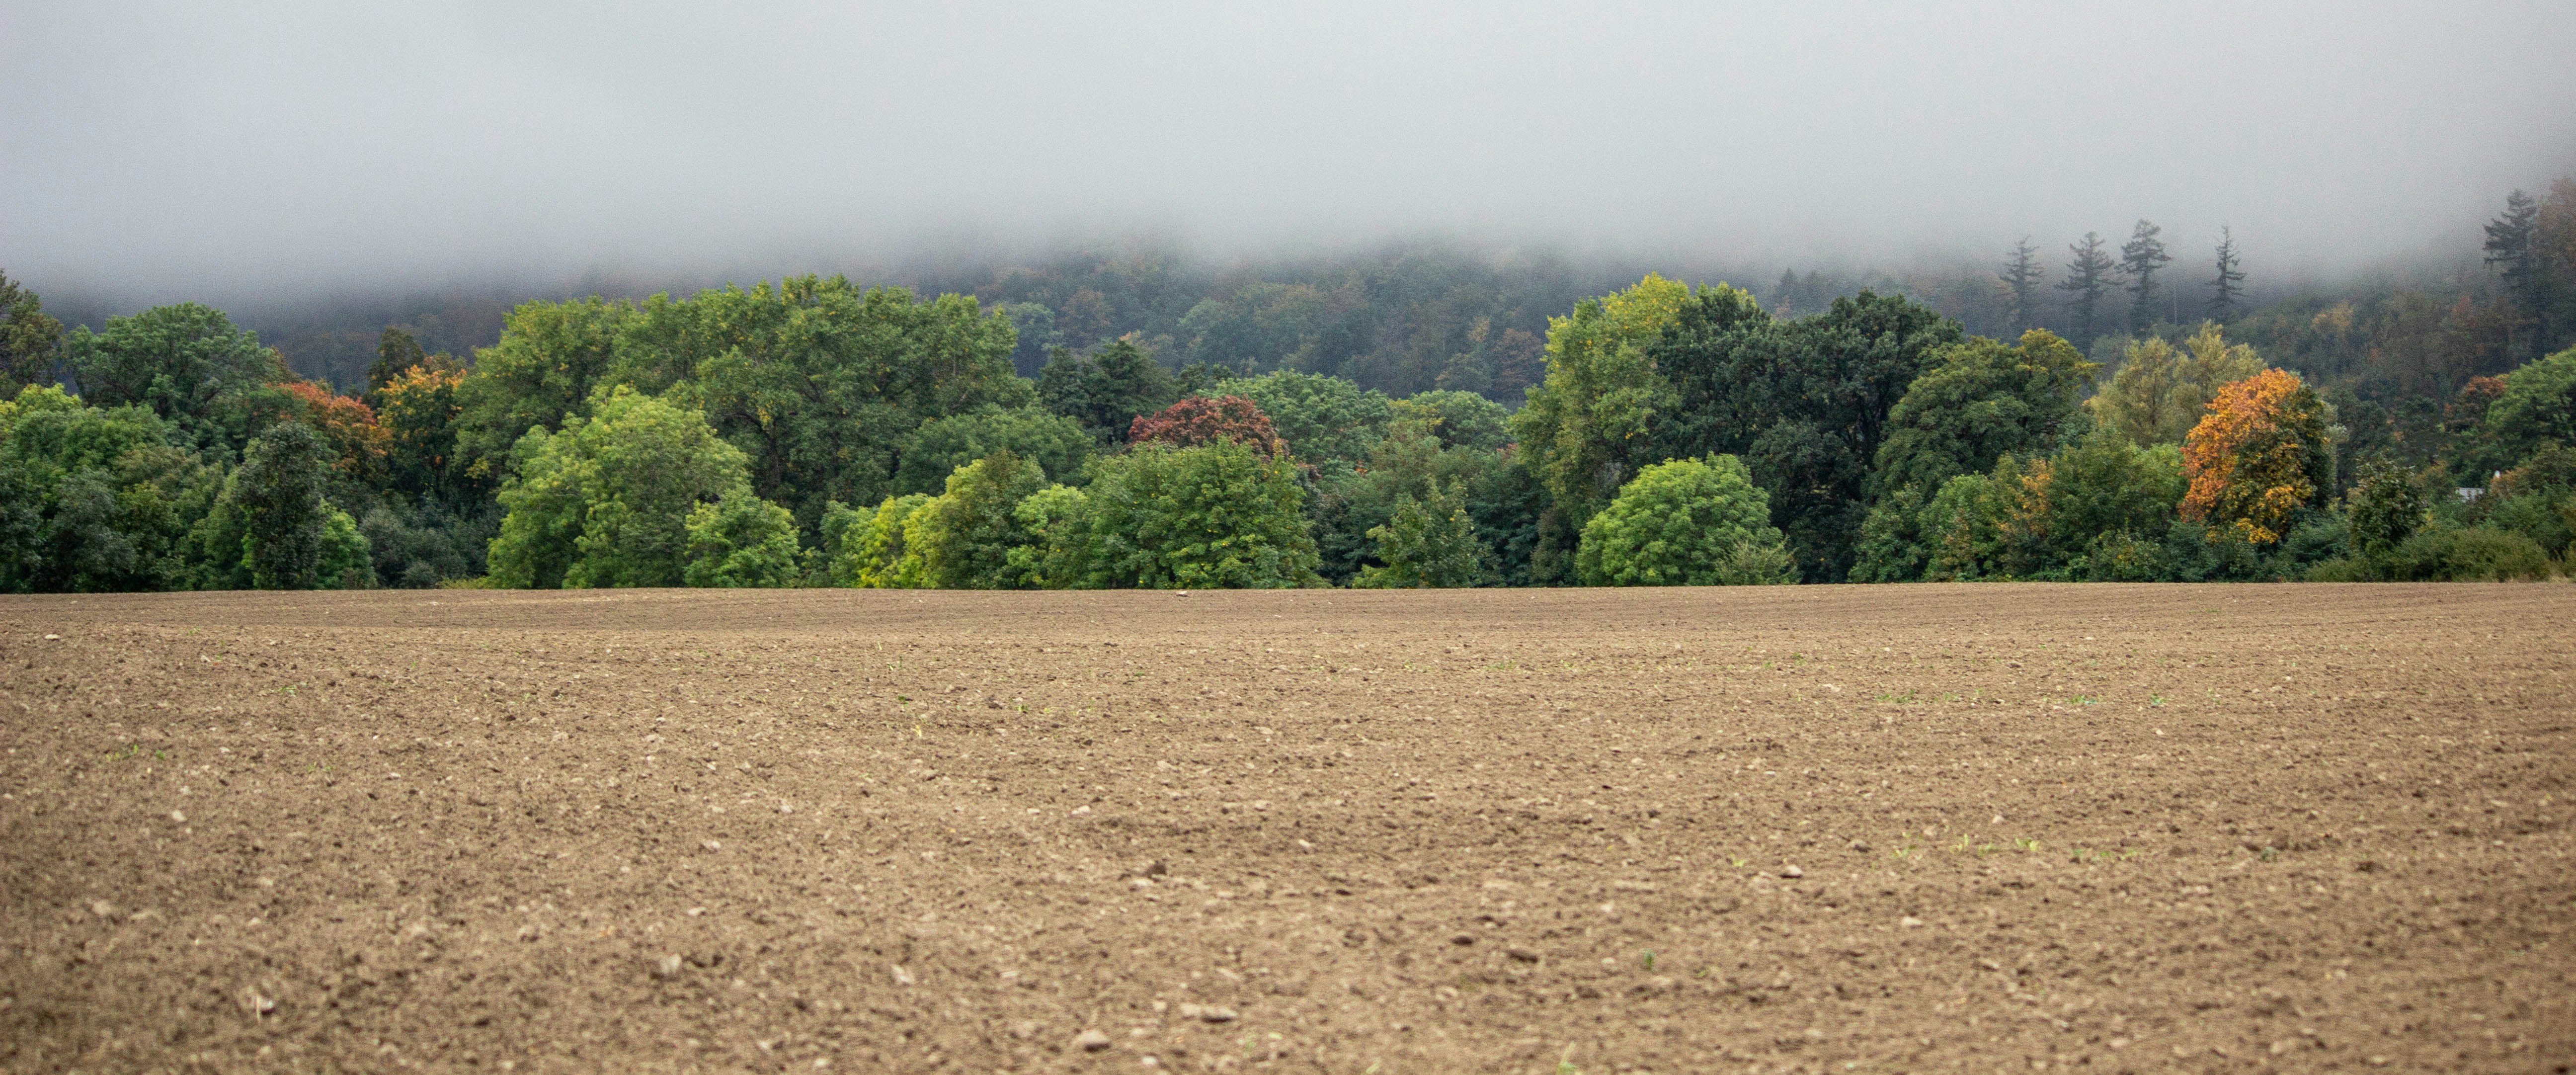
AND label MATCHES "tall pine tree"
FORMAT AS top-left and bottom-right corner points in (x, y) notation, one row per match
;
(2119, 220), (2172, 334)
(2484, 188), (2542, 357)
(2207, 227), (2246, 320)
(2057, 232), (2116, 350)
(1999, 239), (2042, 333)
